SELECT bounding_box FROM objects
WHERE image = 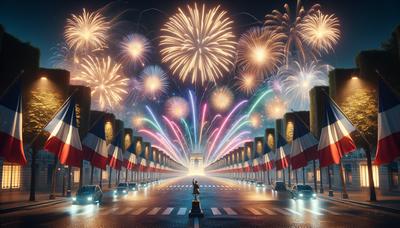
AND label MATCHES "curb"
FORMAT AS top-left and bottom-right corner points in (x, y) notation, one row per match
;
(320, 195), (400, 214)
(0, 198), (69, 214)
